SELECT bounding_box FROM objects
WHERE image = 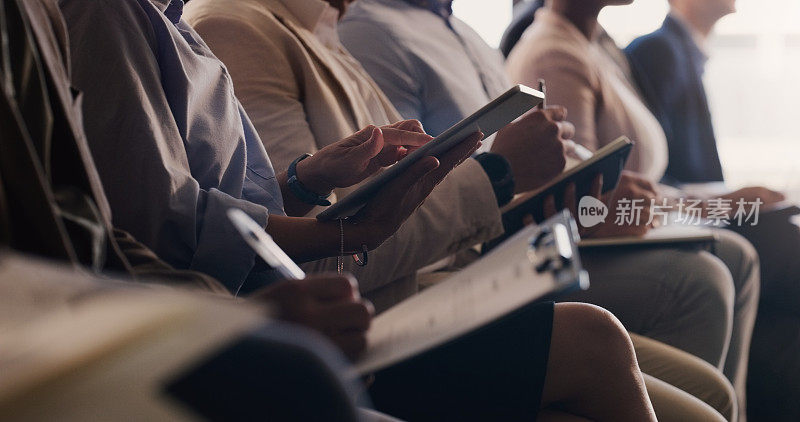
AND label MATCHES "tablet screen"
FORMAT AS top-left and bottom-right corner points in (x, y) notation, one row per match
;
(317, 85), (544, 221)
